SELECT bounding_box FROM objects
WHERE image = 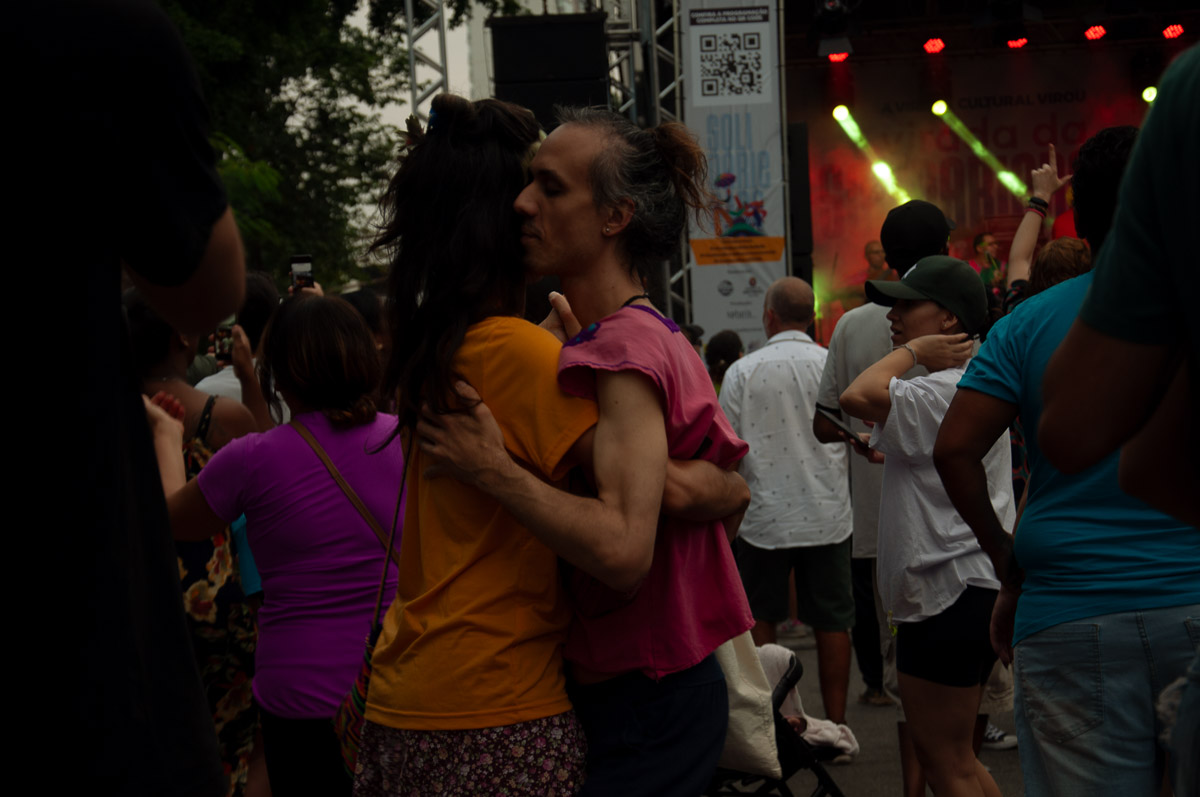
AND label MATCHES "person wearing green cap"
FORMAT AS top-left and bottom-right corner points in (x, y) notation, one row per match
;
(839, 255), (1014, 797)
